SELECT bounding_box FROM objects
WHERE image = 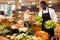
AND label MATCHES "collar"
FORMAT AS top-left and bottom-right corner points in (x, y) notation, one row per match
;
(42, 7), (49, 11)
